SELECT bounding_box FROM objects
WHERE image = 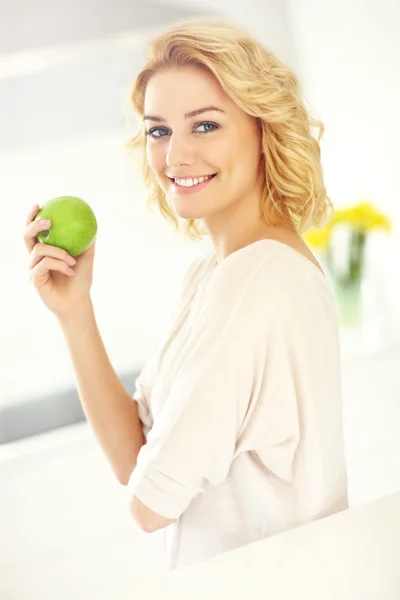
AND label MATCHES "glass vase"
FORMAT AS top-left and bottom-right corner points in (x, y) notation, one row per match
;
(334, 278), (364, 329)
